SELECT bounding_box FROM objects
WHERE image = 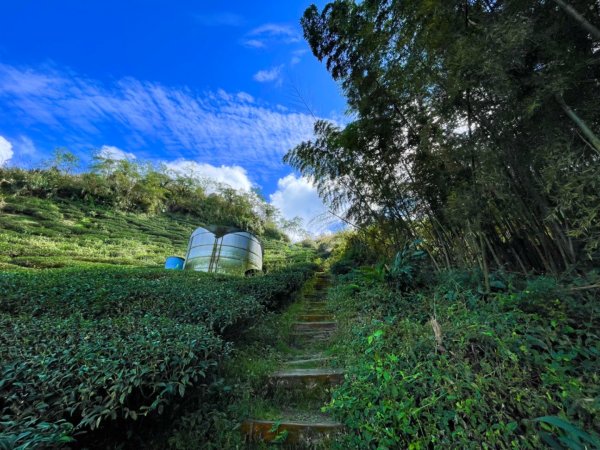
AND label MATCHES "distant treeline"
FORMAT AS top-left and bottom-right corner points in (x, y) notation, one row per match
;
(286, 0), (600, 280)
(0, 151), (300, 240)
